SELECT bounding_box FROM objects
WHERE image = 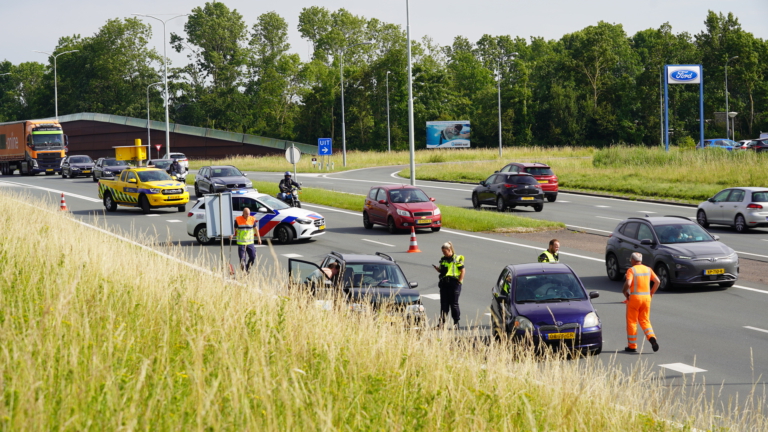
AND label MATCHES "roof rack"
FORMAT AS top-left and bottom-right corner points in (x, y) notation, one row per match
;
(375, 252), (395, 262)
